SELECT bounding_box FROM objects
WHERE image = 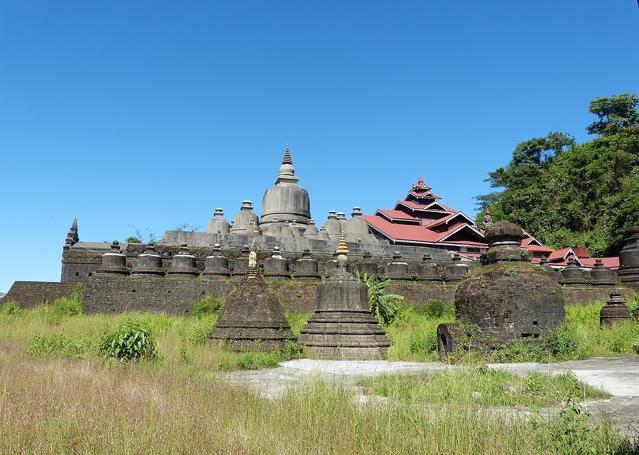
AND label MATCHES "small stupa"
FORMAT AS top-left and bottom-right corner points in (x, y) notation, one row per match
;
(298, 233), (391, 360)
(209, 242), (295, 351)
